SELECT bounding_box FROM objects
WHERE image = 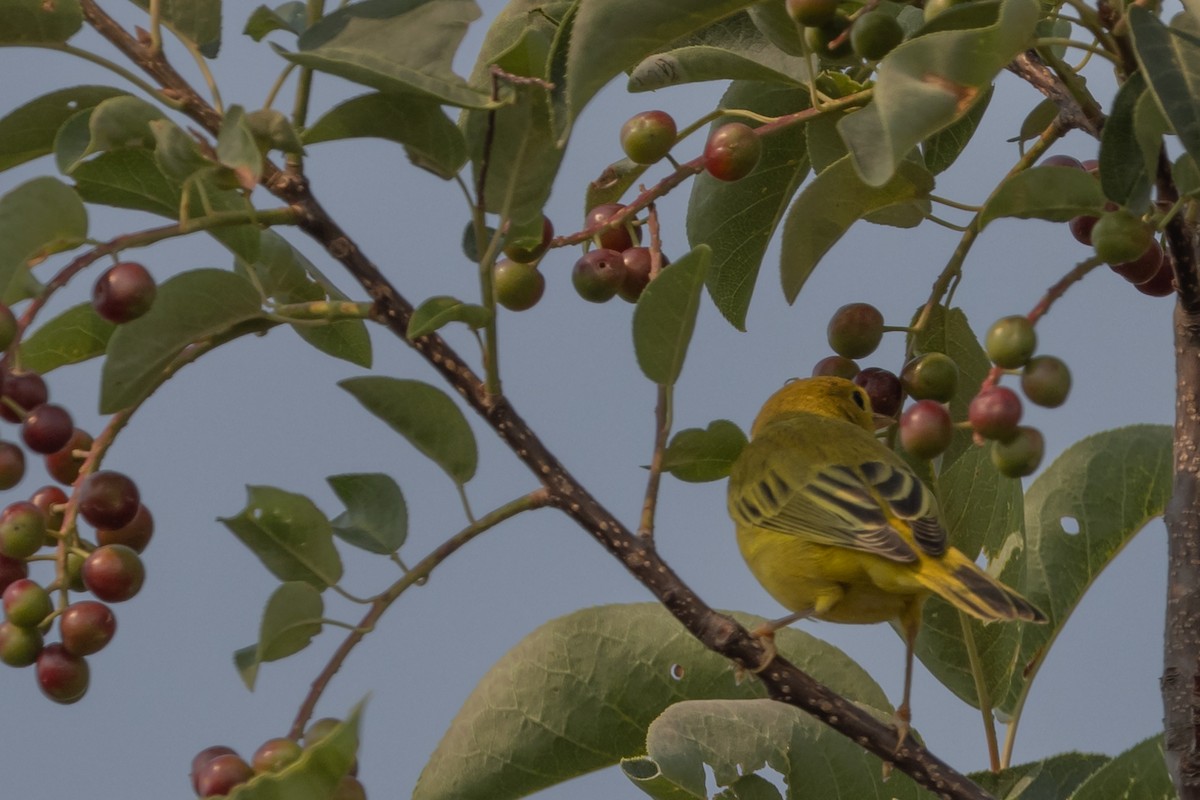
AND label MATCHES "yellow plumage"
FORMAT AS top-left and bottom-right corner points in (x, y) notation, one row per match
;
(728, 376), (1045, 736)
